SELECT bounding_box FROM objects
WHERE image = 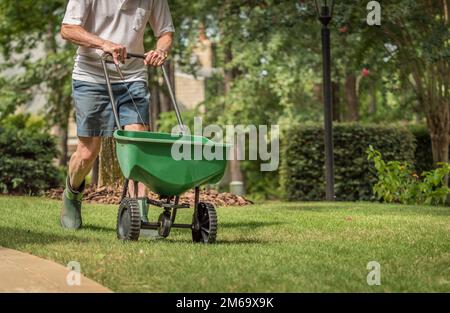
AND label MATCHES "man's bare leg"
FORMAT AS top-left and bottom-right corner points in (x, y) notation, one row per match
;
(69, 137), (102, 190)
(61, 136), (101, 229)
